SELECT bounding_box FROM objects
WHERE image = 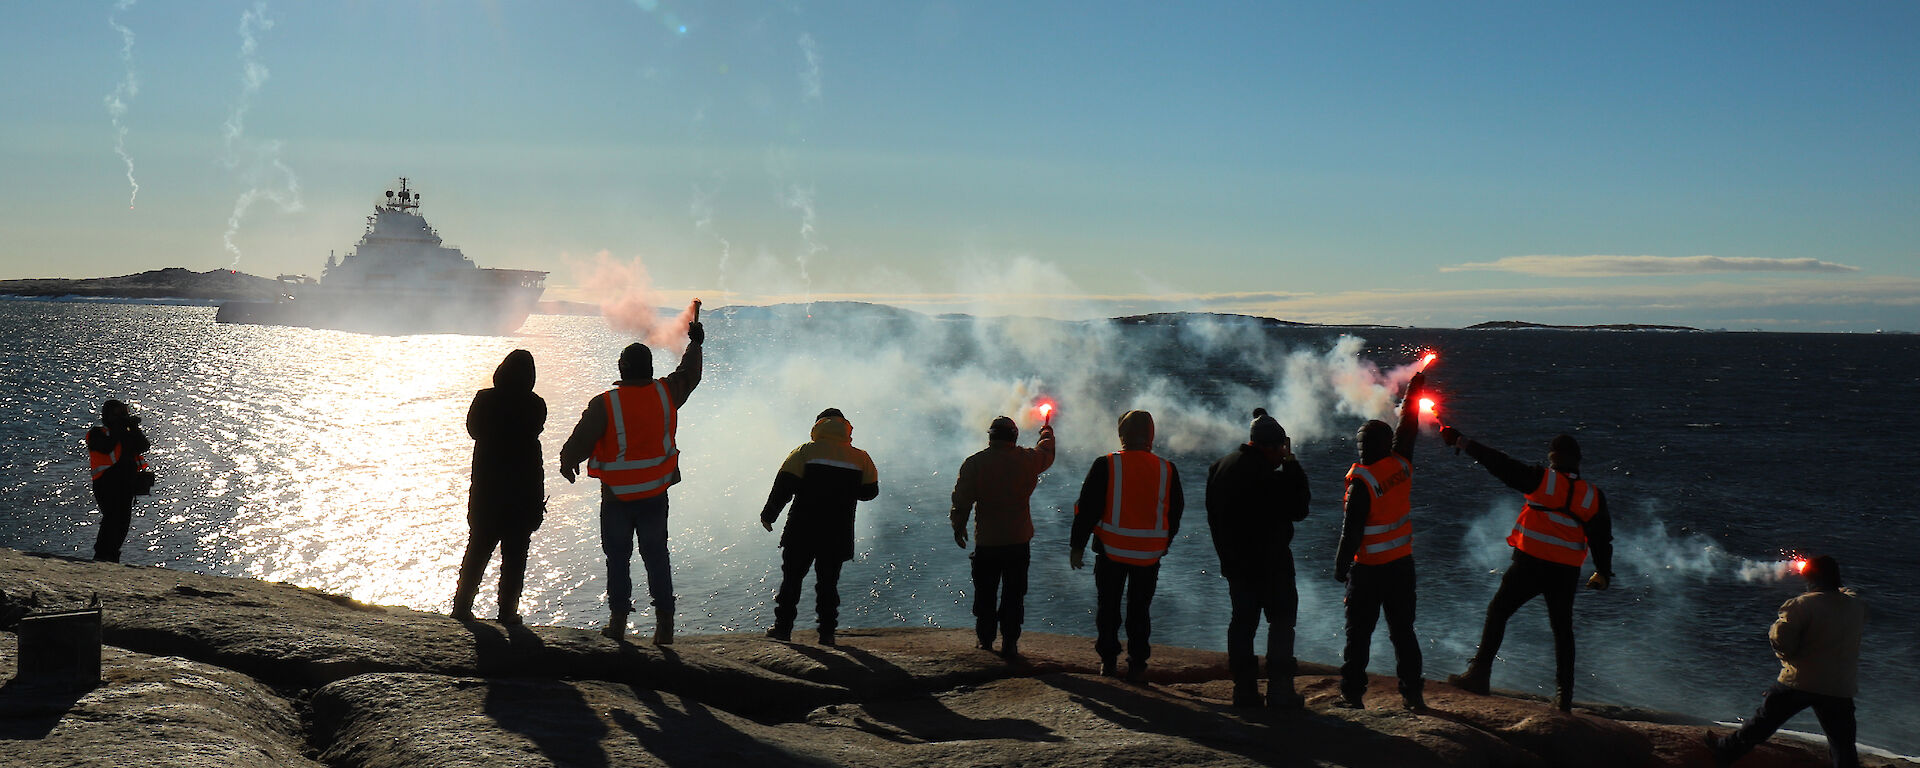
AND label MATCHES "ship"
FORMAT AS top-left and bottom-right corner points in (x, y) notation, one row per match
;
(214, 178), (547, 335)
